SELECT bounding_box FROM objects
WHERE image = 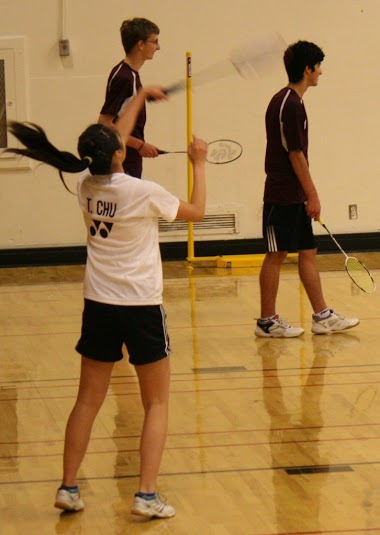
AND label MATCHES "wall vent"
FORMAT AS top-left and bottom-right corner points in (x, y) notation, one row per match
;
(158, 212), (238, 236)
